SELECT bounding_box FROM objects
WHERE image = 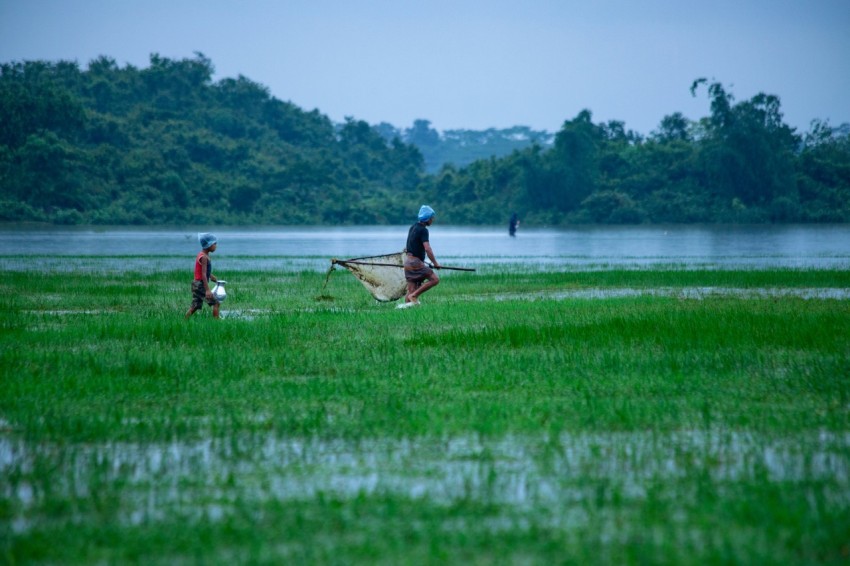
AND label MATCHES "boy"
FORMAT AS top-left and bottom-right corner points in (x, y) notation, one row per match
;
(185, 232), (220, 319)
